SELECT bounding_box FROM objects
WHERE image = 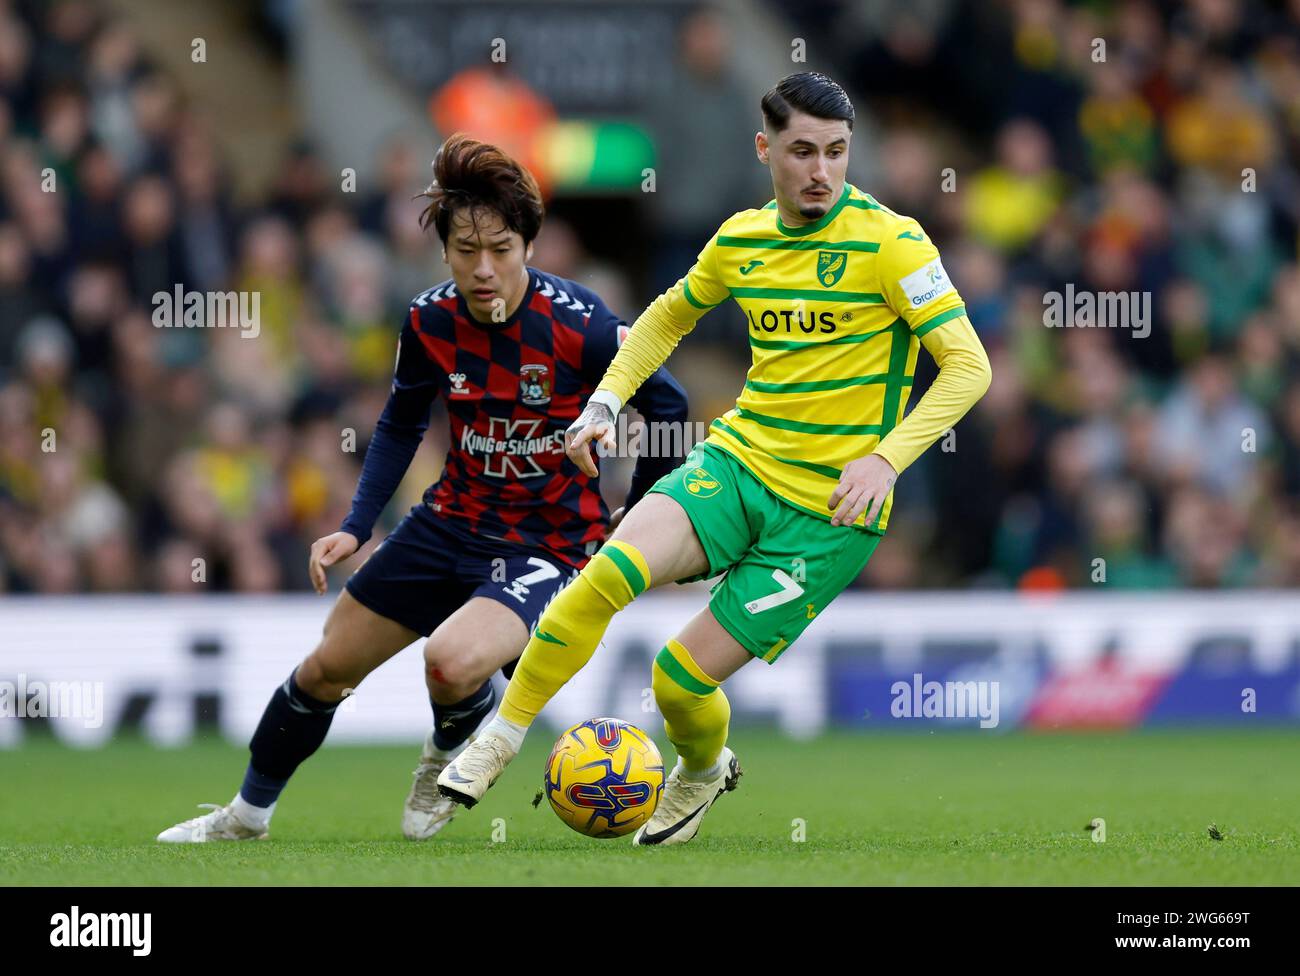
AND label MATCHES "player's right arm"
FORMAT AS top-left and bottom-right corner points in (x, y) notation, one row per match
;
(310, 308), (439, 593)
(566, 233), (729, 475)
